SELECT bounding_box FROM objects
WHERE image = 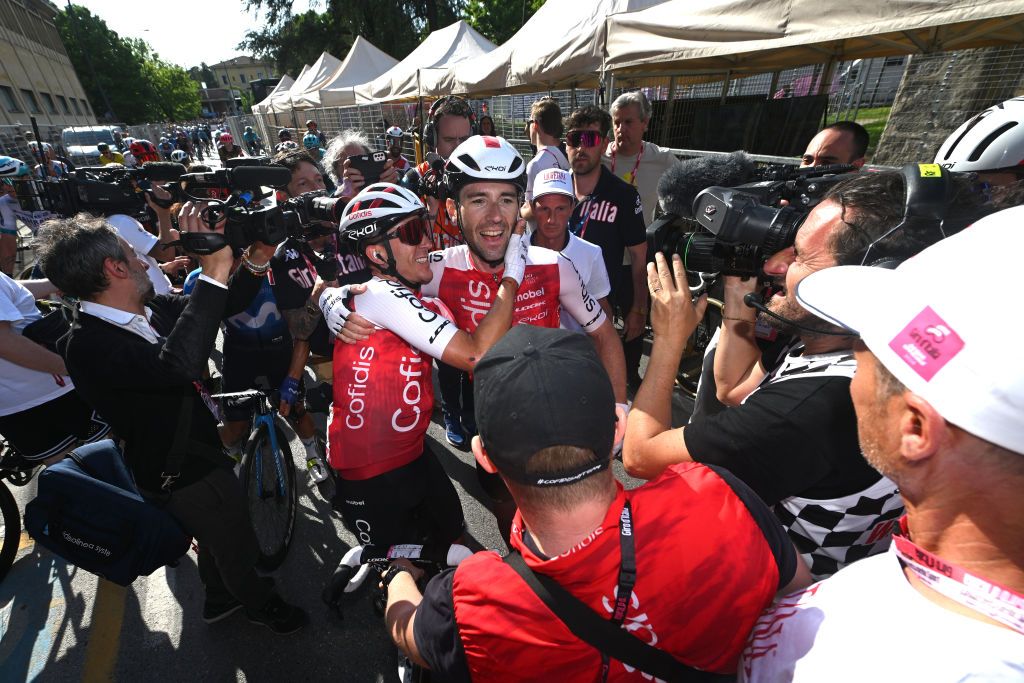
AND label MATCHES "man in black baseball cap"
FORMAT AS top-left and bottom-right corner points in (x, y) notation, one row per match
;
(380, 325), (809, 680)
